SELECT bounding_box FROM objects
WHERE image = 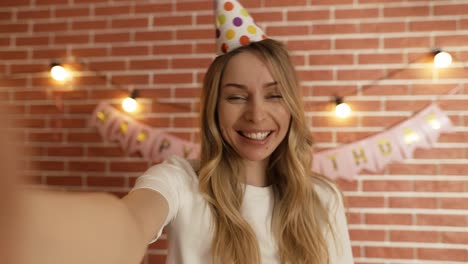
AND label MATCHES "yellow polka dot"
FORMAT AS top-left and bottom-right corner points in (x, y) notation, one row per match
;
(218, 14), (226, 25)
(241, 9), (249, 17)
(247, 25), (257, 34)
(226, 29), (235, 40)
